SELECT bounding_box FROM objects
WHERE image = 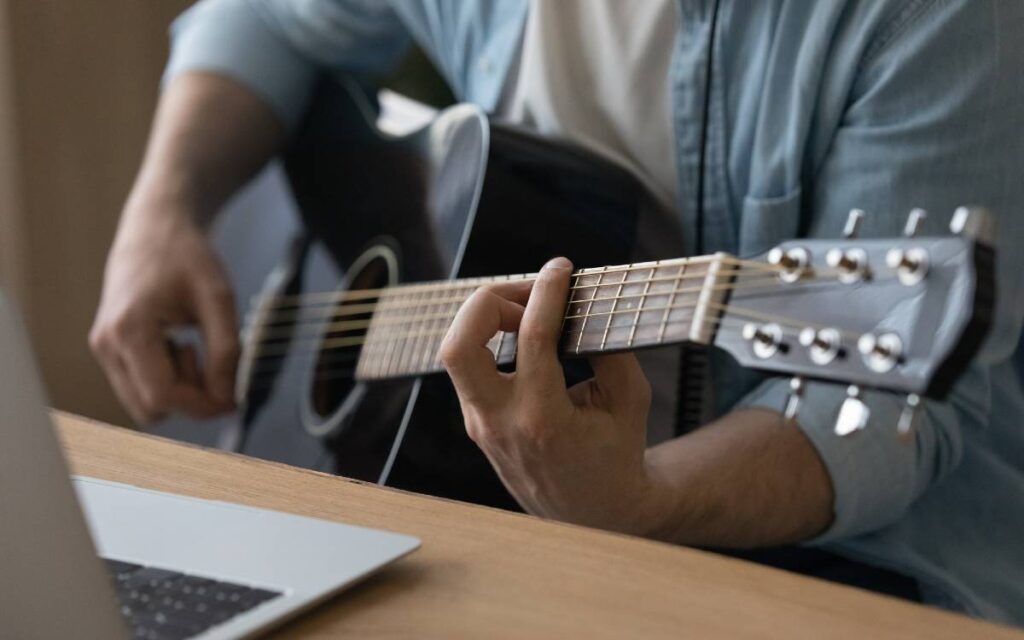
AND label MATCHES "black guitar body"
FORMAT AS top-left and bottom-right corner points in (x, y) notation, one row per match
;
(237, 80), (670, 508)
